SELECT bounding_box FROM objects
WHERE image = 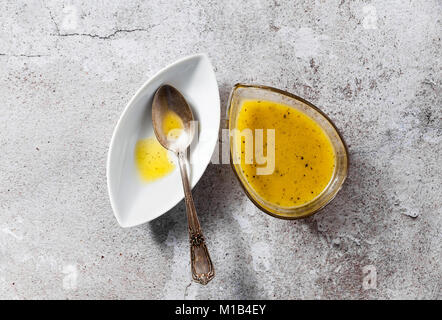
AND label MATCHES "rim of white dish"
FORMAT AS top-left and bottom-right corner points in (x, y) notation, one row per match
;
(106, 53), (220, 227)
